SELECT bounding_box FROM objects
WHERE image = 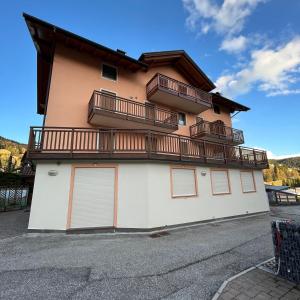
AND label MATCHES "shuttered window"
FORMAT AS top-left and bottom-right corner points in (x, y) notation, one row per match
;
(171, 168), (197, 197)
(240, 171), (256, 193)
(70, 167), (115, 229)
(211, 169), (230, 195)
